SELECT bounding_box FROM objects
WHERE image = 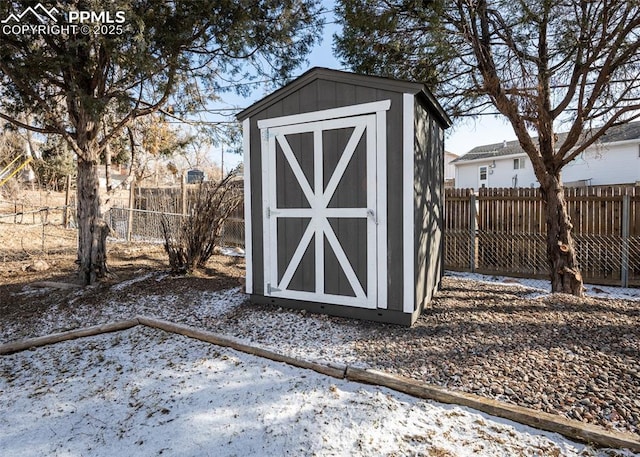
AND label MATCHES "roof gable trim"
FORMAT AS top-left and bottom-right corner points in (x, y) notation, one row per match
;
(453, 152), (527, 165)
(237, 67), (445, 122)
(457, 122), (640, 162)
(257, 100), (391, 129)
